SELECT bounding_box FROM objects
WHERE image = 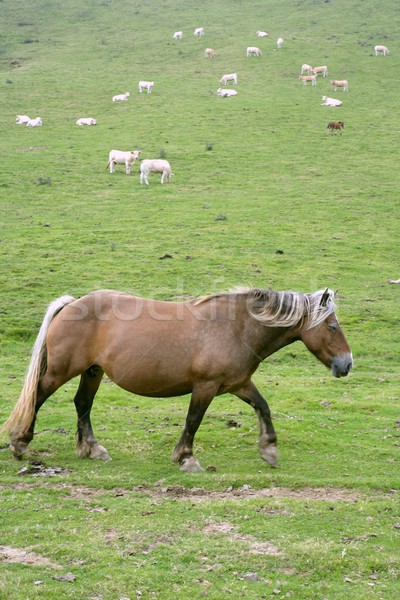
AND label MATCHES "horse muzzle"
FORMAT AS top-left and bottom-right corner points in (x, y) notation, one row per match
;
(331, 353), (353, 378)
